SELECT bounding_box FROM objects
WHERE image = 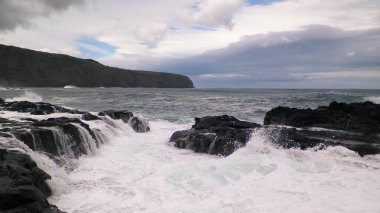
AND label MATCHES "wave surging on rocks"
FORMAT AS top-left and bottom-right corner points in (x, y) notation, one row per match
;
(0, 98), (150, 213)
